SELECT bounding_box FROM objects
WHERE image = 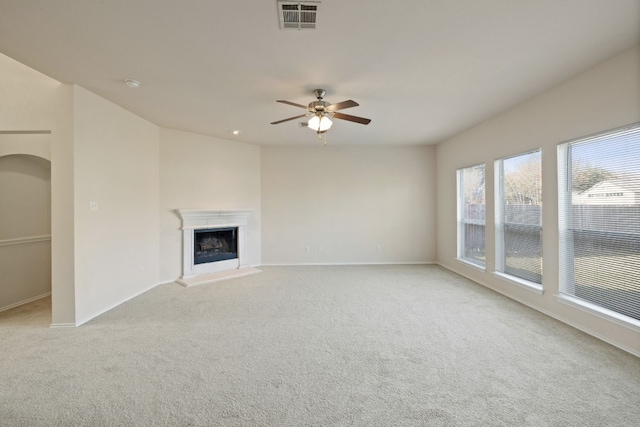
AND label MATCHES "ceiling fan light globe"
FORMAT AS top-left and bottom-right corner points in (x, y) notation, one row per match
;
(308, 115), (332, 132)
